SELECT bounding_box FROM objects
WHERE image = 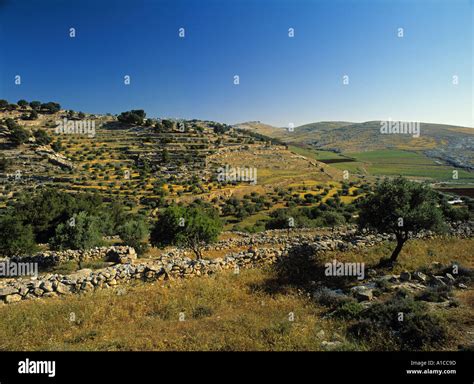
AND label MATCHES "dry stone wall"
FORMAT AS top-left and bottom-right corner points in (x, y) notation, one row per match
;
(0, 222), (472, 305)
(9, 246), (137, 267)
